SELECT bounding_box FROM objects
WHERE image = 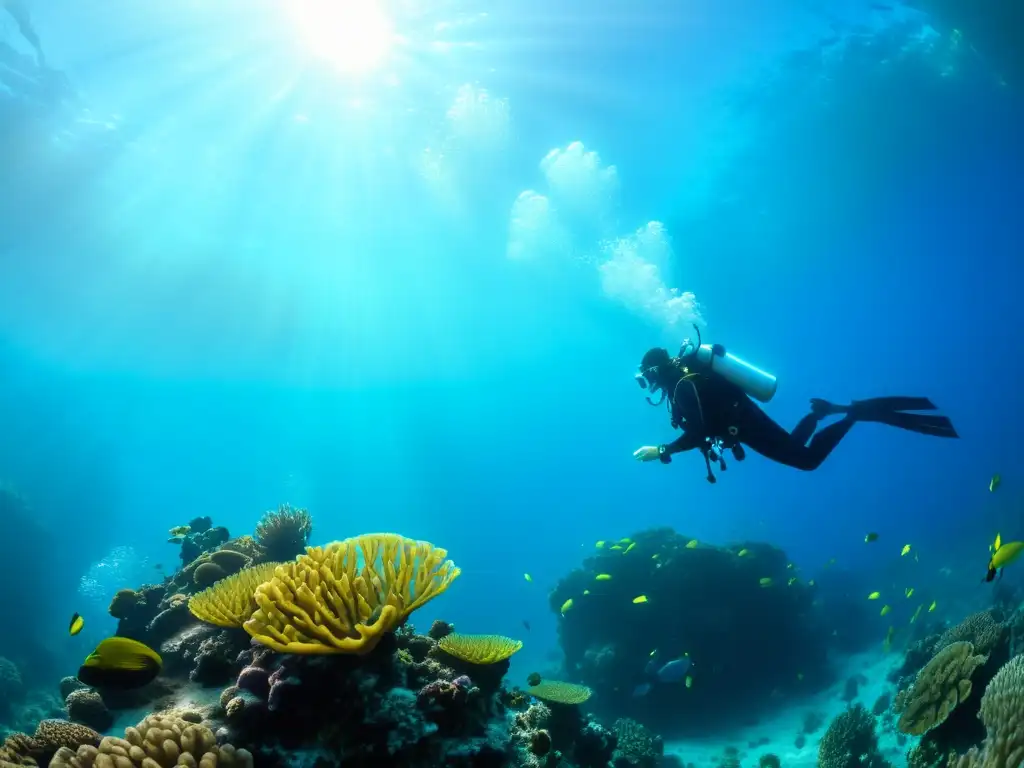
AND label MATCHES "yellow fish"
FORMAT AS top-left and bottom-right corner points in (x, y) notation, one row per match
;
(685, 540), (698, 549)
(560, 599), (573, 615)
(78, 637), (162, 689)
(788, 577), (797, 586)
(989, 474), (1001, 493)
(910, 605), (923, 623)
(868, 591), (881, 600)
(620, 538), (633, 545)
(595, 574), (612, 581)
(583, 589), (590, 595)
(928, 600), (937, 612)
(880, 605), (892, 616)
(69, 613), (84, 637)
(610, 545), (623, 551)
(786, 563), (794, 570)
(759, 577), (773, 587)
(865, 532), (879, 543)
(901, 544), (911, 557)
(652, 554), (660, 560)
(632, 595), (648, 604)
(524, 573), (533, 583)
(596, 541), (606, 549)
(986, 533), (1024, 582)
(168, 525), (191, 537)
(624, 542), (637, 554)
(905, 587), (914, 598)
(808, 579), (815, 587)
(738, 549), (751, 557)
(685, 675), (693, 688)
